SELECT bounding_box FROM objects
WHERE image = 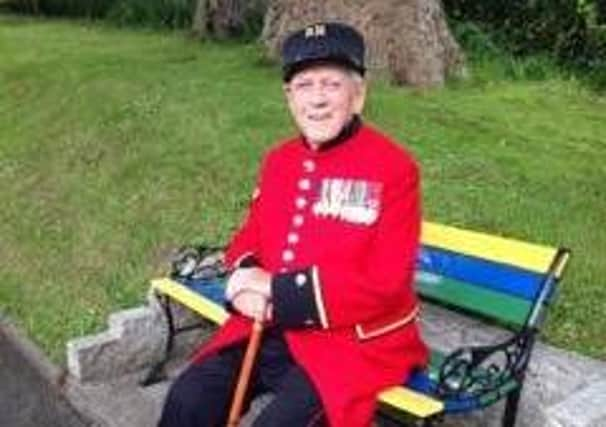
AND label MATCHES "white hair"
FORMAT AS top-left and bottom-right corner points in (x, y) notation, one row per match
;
(348, 70), (364, 84)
